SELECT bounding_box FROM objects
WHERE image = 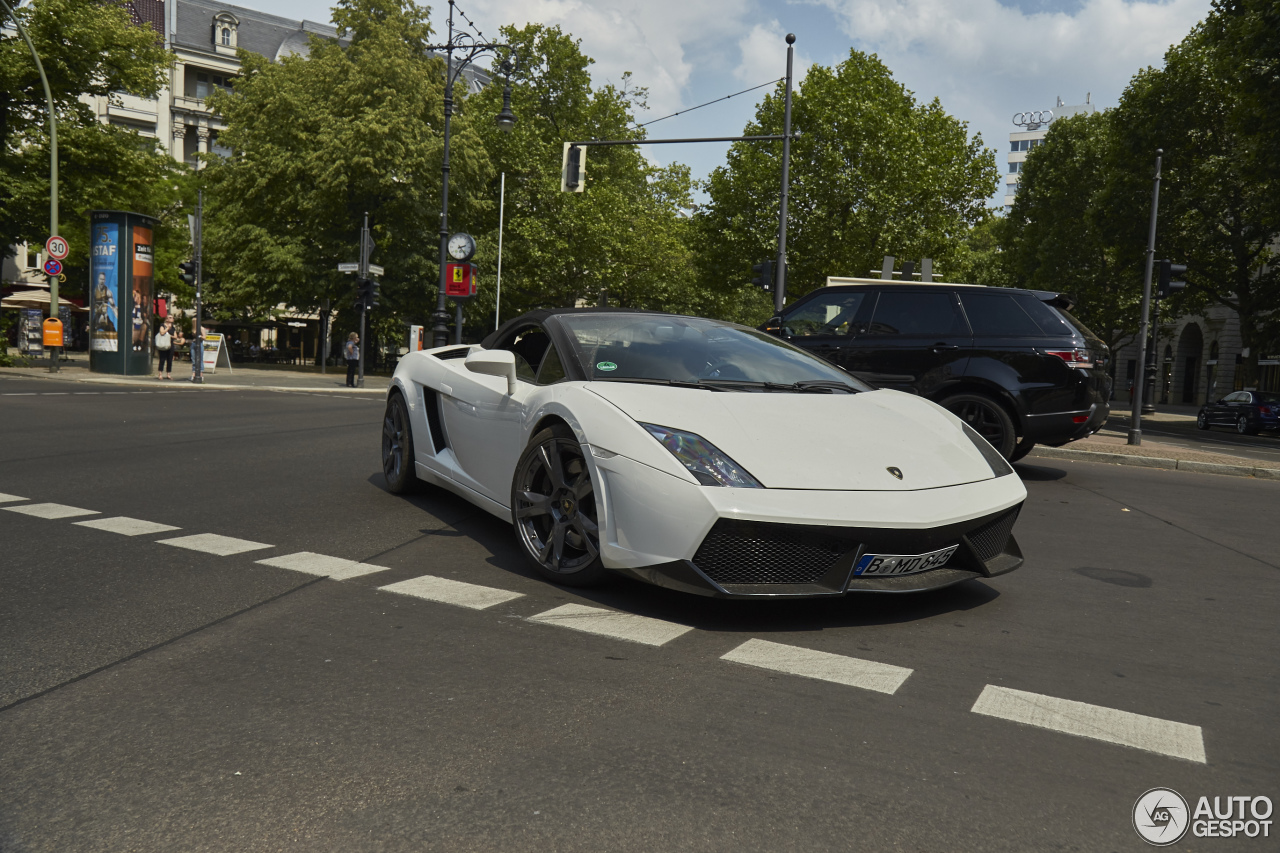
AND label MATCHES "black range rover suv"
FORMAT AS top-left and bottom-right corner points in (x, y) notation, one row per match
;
(764, 281), (1112, 461)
